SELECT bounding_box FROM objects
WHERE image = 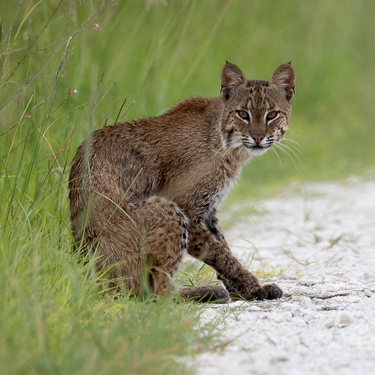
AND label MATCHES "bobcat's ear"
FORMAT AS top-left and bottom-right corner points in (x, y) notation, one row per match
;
(268, 63), (296, 102)
(220, 62), (246, 101)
